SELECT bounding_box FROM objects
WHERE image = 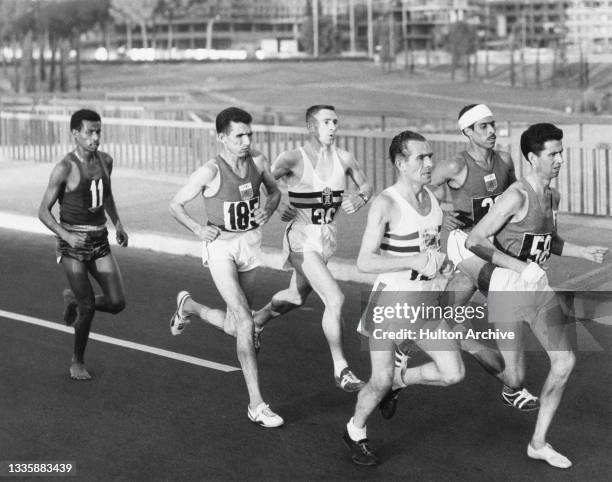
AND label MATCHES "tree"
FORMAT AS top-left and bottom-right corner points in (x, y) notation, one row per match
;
(156, 0), (197, 50)
(443, 22), (477, 81)
(111, 0), (158, 49)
